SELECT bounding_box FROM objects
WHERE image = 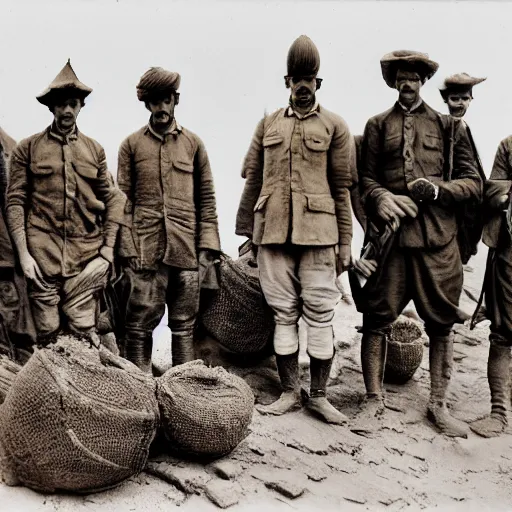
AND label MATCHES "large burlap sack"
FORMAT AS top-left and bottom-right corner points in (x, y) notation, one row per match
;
(0, 335), (159, 493)
(156, 360), (254, 458)
(200, 255), (274, 354)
